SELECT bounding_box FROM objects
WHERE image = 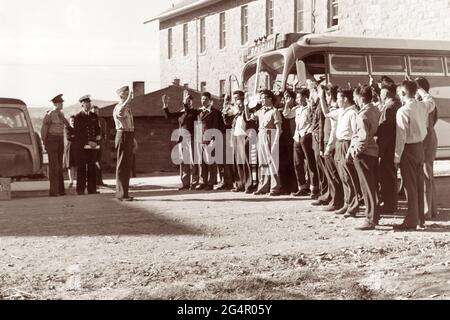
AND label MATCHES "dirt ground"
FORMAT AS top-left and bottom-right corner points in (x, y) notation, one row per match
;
(1, 175), (450, 300)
